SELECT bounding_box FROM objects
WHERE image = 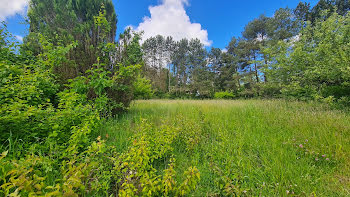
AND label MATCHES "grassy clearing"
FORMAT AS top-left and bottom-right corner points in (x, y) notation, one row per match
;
(98, 100), (350, 196)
